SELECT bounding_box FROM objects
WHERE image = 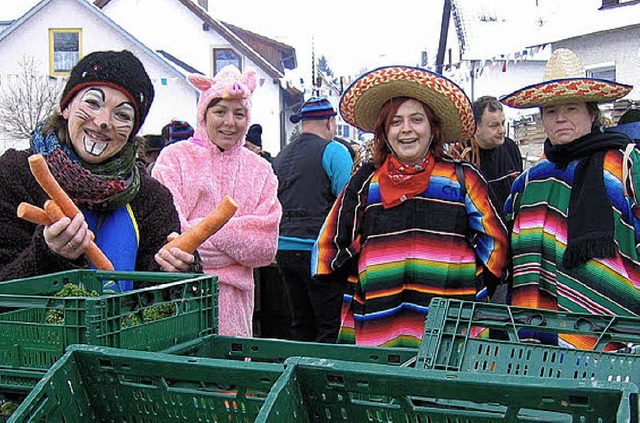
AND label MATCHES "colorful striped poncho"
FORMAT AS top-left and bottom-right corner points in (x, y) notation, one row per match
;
(505, 146), (640, 350)
(312, 159), (509, 348)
